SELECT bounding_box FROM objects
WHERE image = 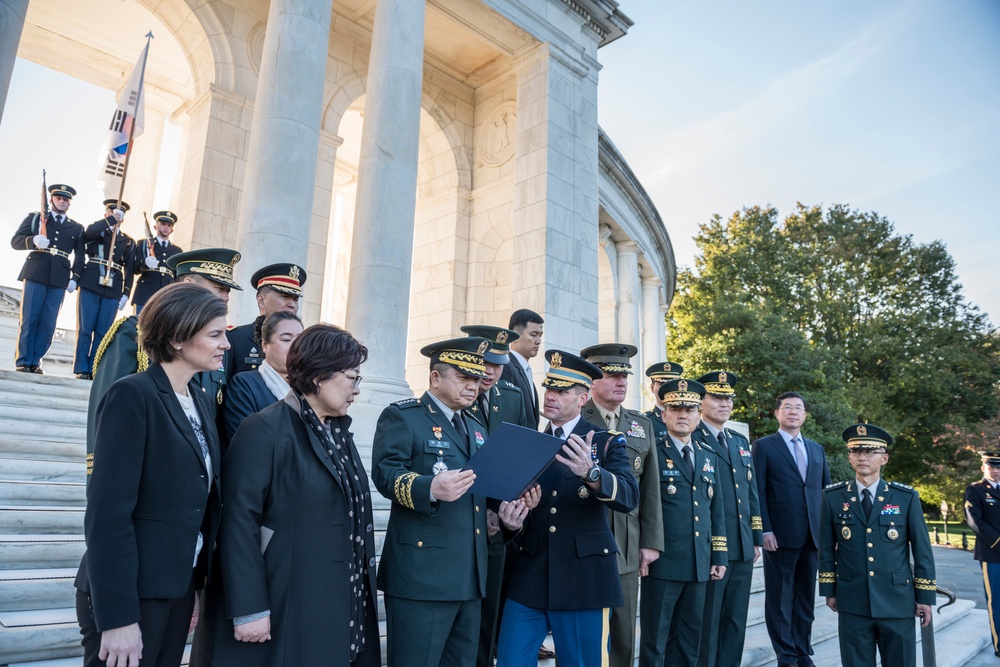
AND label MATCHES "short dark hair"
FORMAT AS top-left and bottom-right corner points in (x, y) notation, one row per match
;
(508, 309), (543, 331)
(286, 324), (368, 395)
(138, 282), (228, 364)
(255, 311), (303, 346)
(775, 391), (809, 412)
